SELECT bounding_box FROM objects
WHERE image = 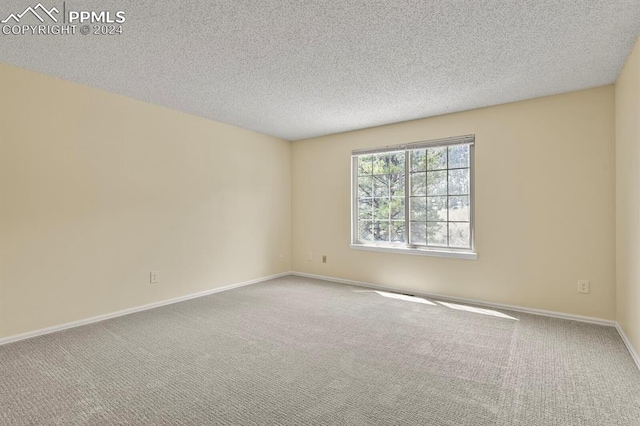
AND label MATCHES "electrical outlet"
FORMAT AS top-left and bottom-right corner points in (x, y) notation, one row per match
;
(308, 252), (313, 261)
(322, 255), (327, 263)
(150, 271), (160, 284)
(279, 254), (284, 262)
(578, 280), (589, 294)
